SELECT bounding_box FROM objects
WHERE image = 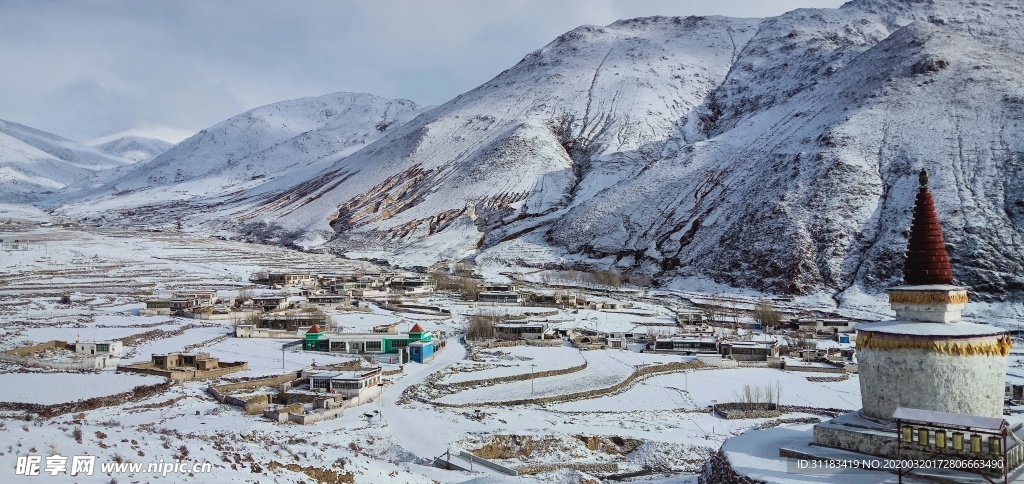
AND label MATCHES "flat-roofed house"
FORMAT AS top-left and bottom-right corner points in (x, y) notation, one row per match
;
(654, 336), (719, 354)
(494, 321), (550, 340)
(720, 340), (780, 361)
(75, 341), (123, 357)
(307, 367), (382, 399)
